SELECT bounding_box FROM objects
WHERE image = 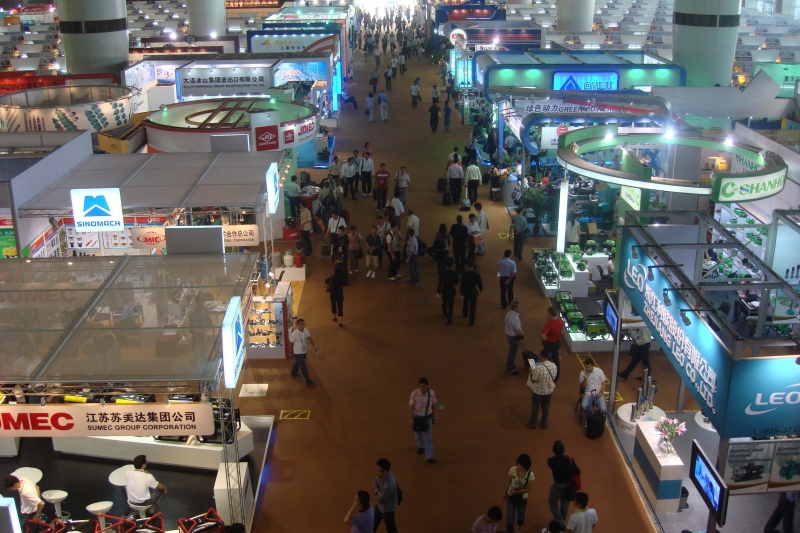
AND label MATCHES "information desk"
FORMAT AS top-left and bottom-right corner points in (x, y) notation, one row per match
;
(53, 423), (254, 470)
(631, 421), (684, 514)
